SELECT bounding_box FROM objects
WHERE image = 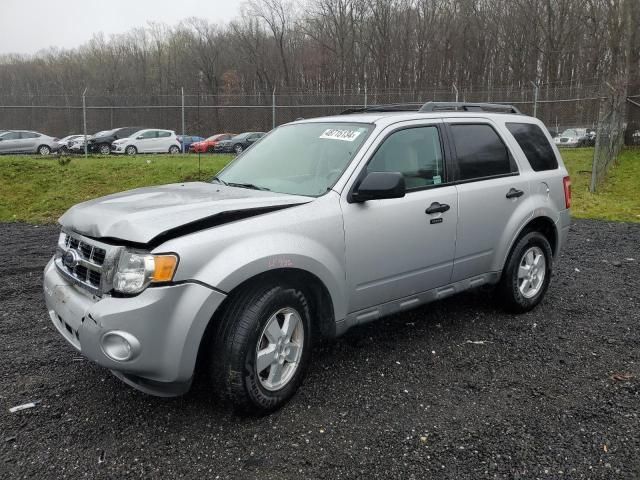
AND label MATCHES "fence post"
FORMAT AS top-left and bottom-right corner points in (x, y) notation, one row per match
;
(453, 83), (458, 103)
(530, 81), (539, 118)
(364, 71), (368, 108)
(82, 87), (88, 159)
(181, 87), (185, 153)
(272, 86), (276, 130)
